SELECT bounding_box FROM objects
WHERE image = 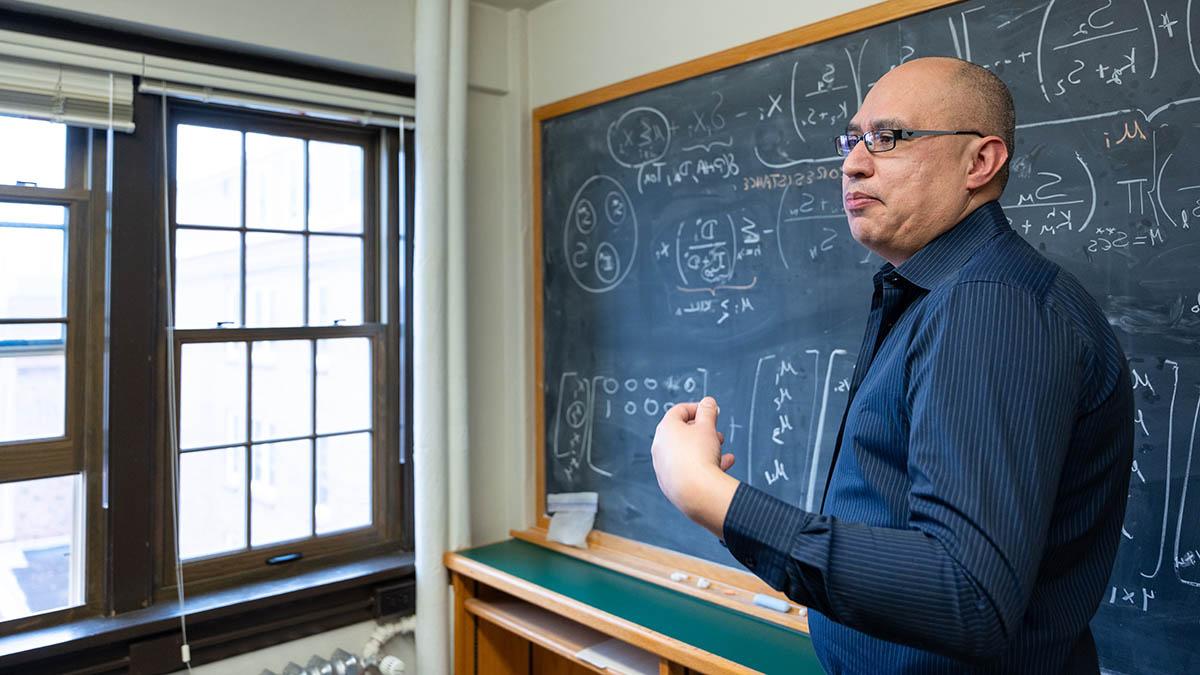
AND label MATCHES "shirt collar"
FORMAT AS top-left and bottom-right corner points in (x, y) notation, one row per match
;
(889, 200), (1011, 291)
